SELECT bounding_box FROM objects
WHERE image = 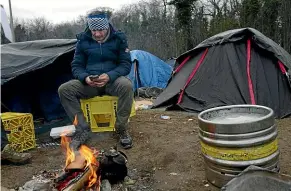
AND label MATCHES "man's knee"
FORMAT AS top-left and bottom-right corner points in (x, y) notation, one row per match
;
(58, 80), (80, 97)
(58, 82), (69, 97)
(117, 77), (133, 92)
